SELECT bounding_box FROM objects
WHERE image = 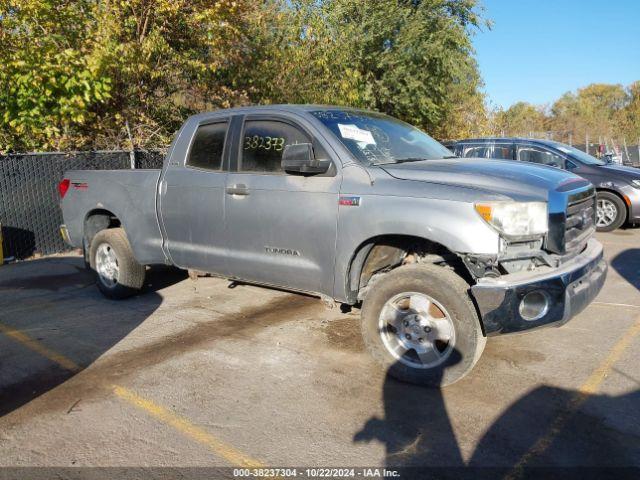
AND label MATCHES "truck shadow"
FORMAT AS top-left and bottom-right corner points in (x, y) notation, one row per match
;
(354, 352), (465, 470)
(468, 386), (640, 469)
(355, 356), (640, 477)
(610, 248), (640, 291)
(0, 256), (186, 418)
